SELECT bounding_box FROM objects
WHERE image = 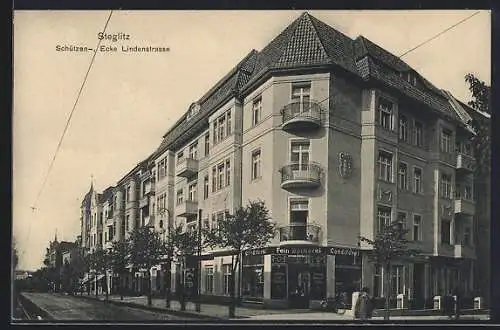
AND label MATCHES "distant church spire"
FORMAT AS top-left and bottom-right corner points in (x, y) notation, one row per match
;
(90, 174), (94, 191)
(54, 228), (58, 242)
